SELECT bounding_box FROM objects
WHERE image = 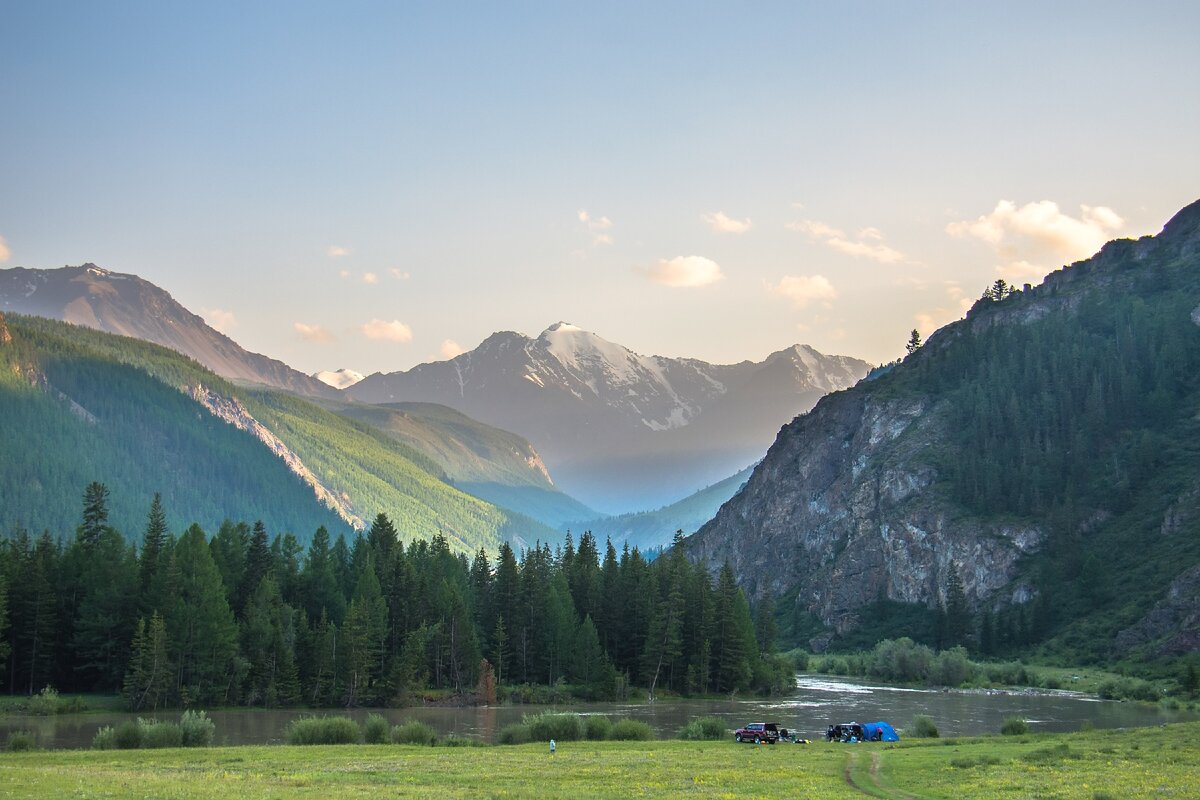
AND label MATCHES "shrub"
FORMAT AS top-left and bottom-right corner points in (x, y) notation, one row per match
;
(286, 716), (361, 745)
(522, 712), (583, 742)
(390, 719), (438, 746)
(92, 726), (117, 750)
(26, 687), (61, 716)
(607, 719), (653, 741)
(909, 715), (939, 738)
(678, 717), (727, 741)
(113, 720), (144, 749)
(931, 647), (974, 687)
(497, 723), (531, 745)
(7, 731), (37, 752)
(441, 735), (485, 747)
(138, 718), (183, 748)
(584, 715), (612, 741)
(1000, 716), (1029, 736)
(364, 713), (390, 744)
(179, 710), (215, 747)
(791, 650), (810, 671)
